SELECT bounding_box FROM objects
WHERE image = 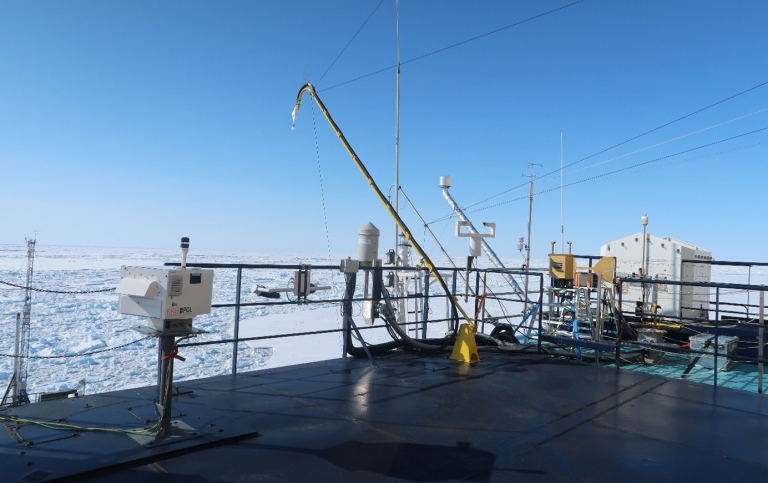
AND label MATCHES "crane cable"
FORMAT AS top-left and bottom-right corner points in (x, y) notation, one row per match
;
(292, 83), (476, 332)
